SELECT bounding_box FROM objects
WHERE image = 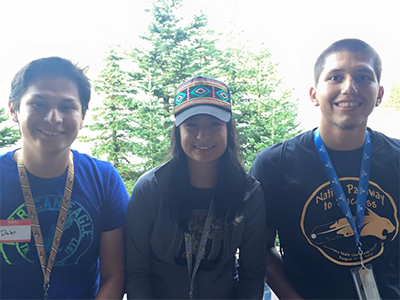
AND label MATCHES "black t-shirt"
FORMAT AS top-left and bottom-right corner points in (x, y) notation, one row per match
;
(251, 129), (400, 300)
(174, 185), (225, 269)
